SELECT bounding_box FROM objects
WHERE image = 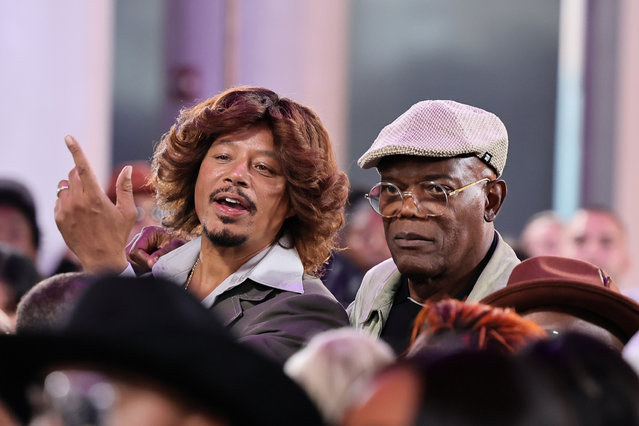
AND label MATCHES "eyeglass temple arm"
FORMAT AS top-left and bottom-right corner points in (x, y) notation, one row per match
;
(447, 178), (492, 196)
